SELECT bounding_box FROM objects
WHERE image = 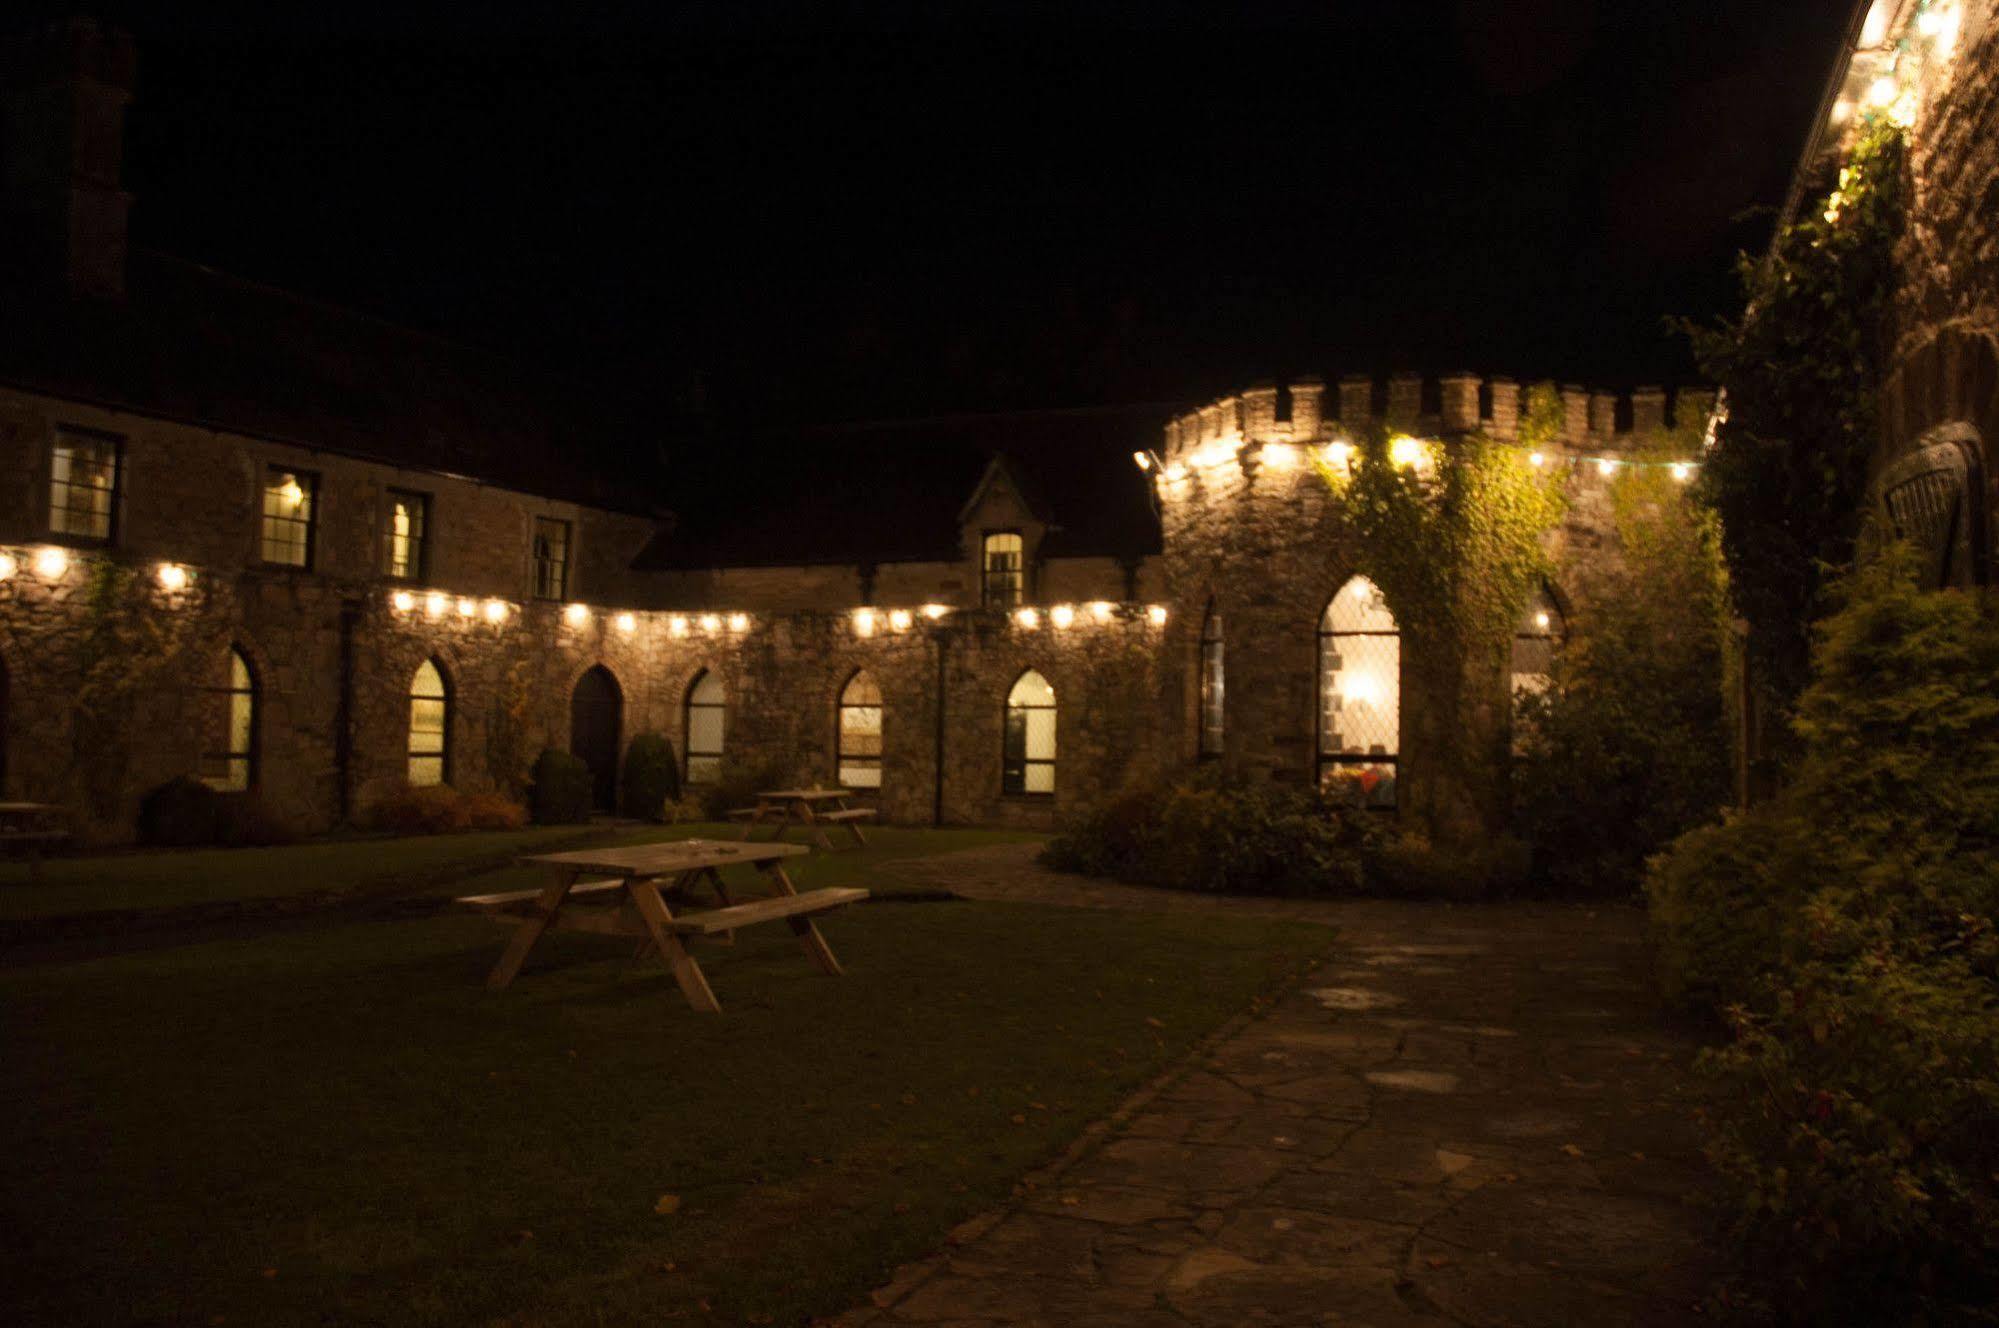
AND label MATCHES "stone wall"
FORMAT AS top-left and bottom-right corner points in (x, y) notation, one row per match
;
(1879, 0), (1999, 546)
